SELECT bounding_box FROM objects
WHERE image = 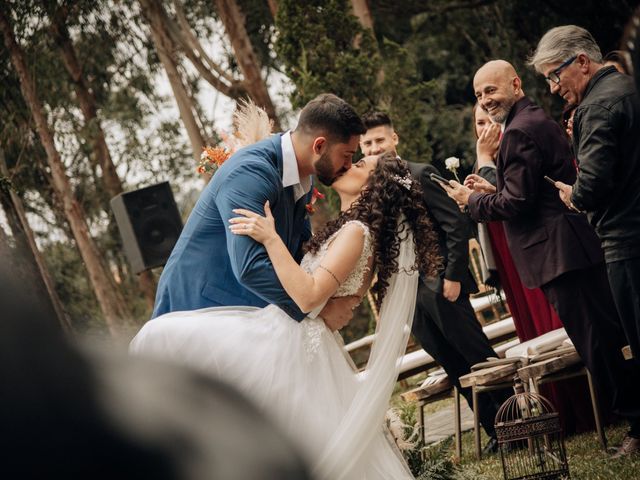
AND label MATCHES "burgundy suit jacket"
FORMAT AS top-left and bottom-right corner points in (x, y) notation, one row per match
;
(468, 97), (604, 288)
